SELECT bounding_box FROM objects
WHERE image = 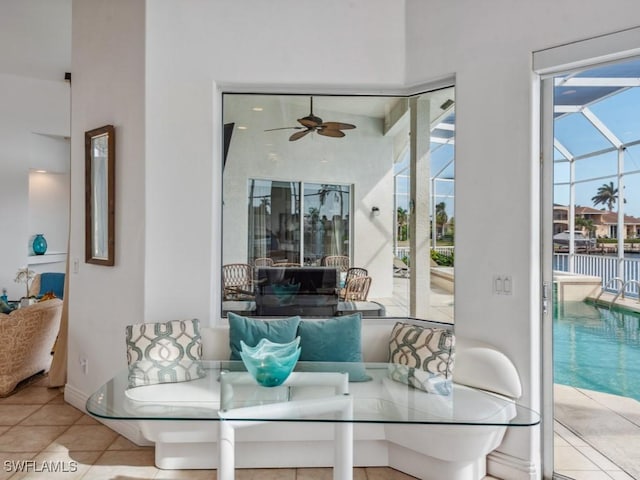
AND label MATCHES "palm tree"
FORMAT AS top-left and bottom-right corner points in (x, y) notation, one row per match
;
(435, 202), (448, 237)
(396, 207), (408, 241)
(591, 182), (619, 211)
(575, 216), (595, 238)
